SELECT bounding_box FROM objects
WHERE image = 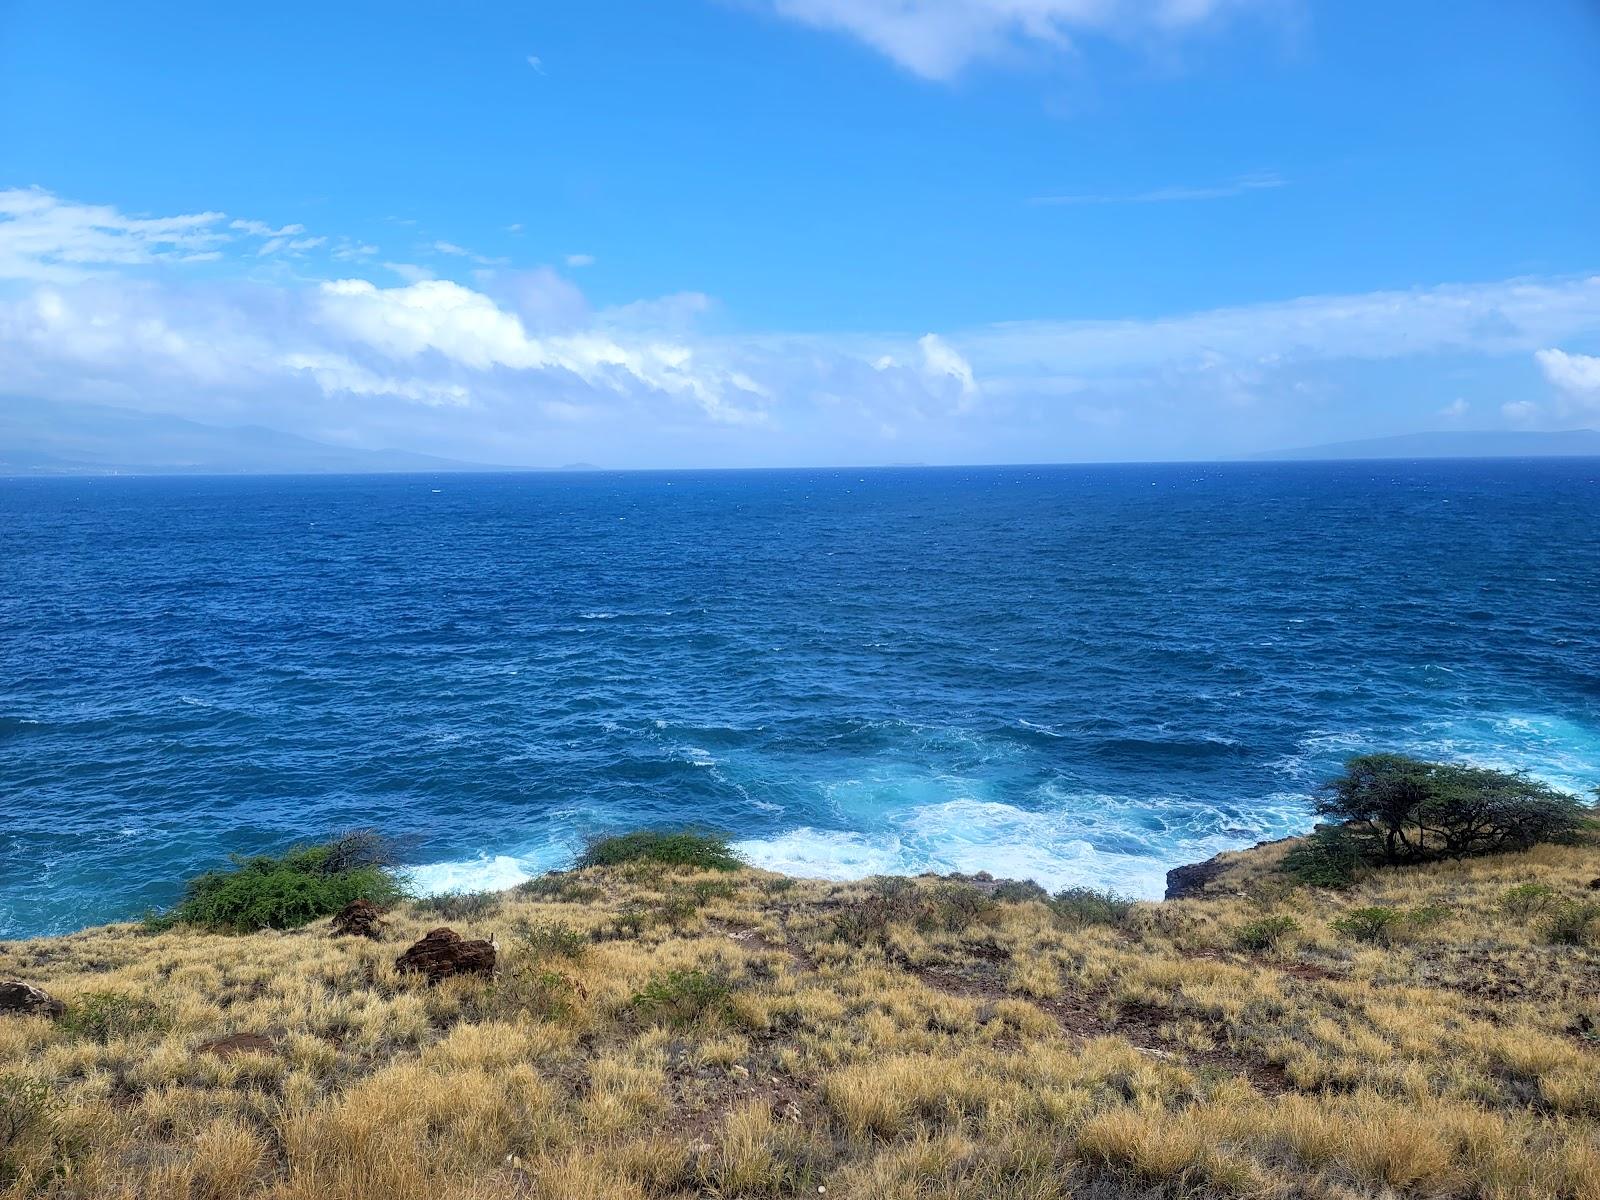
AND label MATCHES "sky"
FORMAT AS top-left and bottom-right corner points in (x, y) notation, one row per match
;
(1, 0), (1598, 468)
